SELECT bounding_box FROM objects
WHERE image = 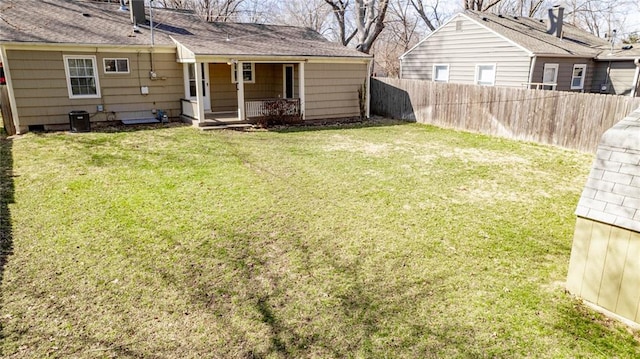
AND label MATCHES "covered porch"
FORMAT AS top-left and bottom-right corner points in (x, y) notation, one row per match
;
(178, 56), (305, 127)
